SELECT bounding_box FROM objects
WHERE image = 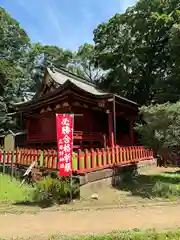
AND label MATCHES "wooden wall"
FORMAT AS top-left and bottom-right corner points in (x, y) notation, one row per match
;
(26, 112), (56, 143)
(26, 107), (108, 144)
